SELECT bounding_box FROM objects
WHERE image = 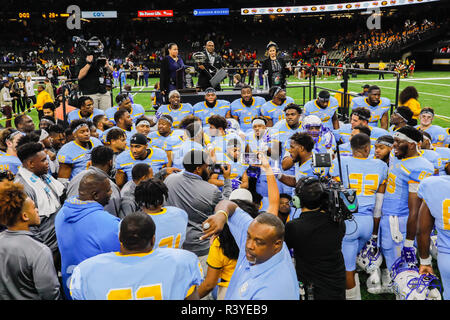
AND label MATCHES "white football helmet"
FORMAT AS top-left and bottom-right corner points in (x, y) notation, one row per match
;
(390, 258), (442, 300)
(356, 242), (383, 273)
